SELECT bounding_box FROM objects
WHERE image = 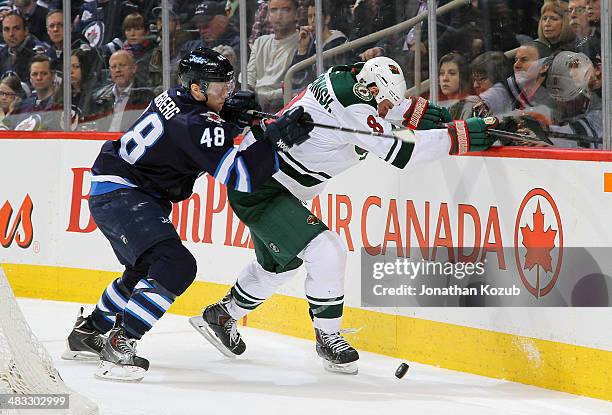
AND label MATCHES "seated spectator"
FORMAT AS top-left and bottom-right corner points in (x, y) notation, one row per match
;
(13, 0), (48, 43)
(568, 0), (591, 41)
(506, 40), (558, 123)
(181, 1), (240, 63)
(437, 52), (479, 120)
(121, 13), (157, 88)
(0, 74), (26, 124)
(545, 50), (601, 147)
(87, 50), (154, 132)
(45, 9), (63, 71)
(537, 0), (575, 51)
(71, 48), (95, 122)
(470, 51), (514, 116)
(246, 0), (299, 112)
(0, 11), (49, 81)
(248, 1), (273, 47)
(290, 0), (348, 92)
(586, 0), (600, 28)
(148, 7), (191, 93)
(1, 54), (62, 130)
